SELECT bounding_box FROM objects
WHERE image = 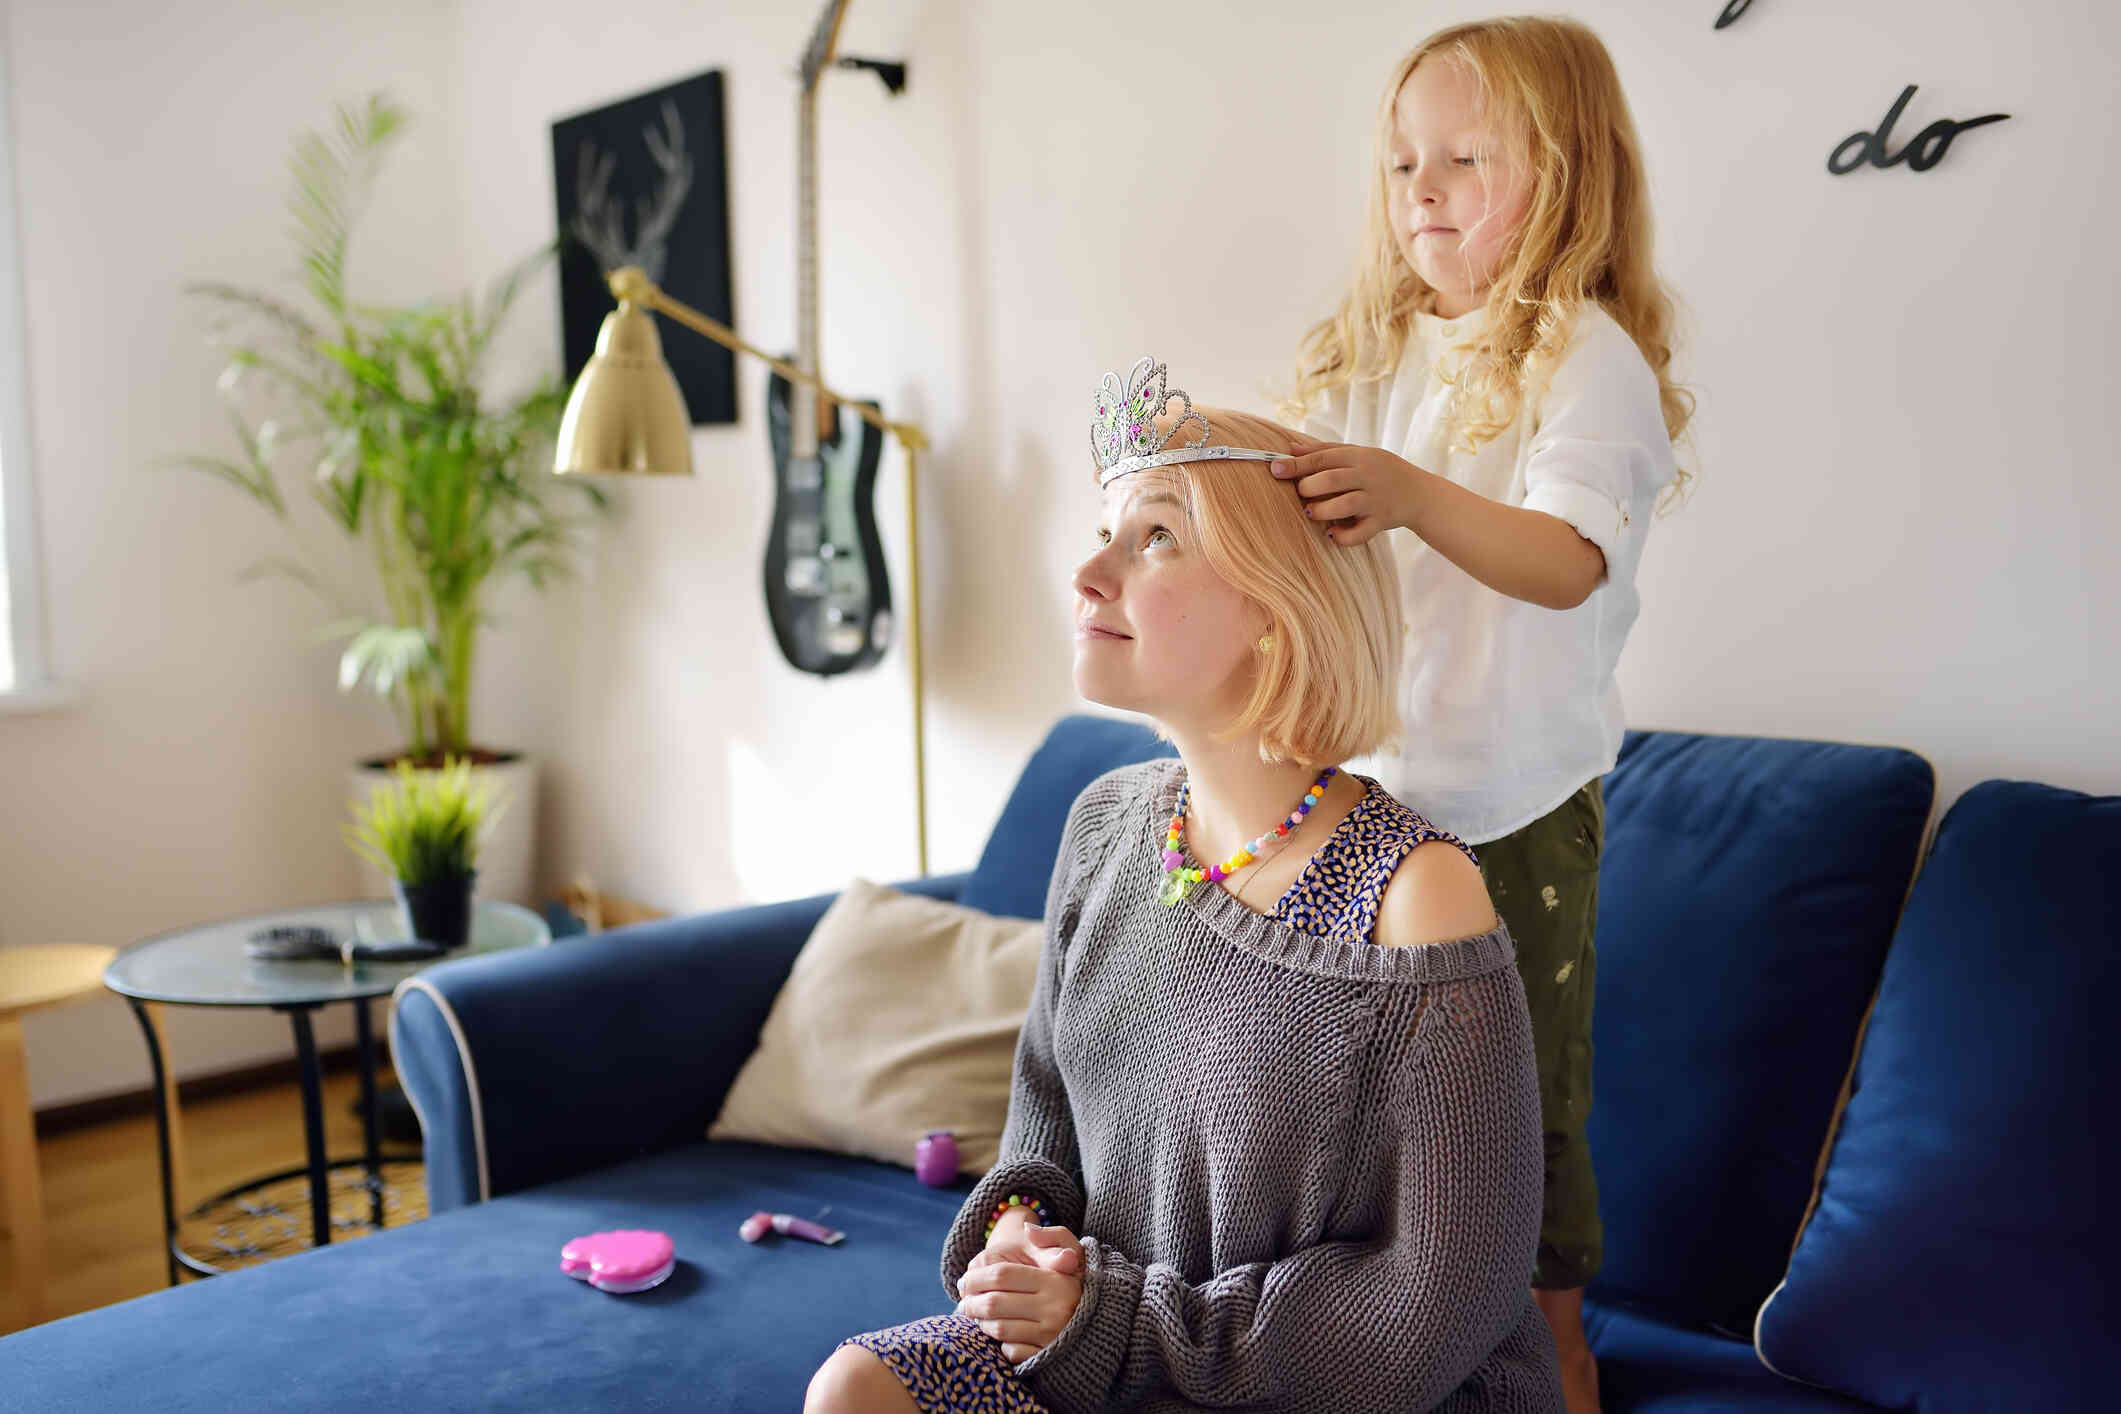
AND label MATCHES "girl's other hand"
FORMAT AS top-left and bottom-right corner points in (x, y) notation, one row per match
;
(1272, 435), (1428, 546)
